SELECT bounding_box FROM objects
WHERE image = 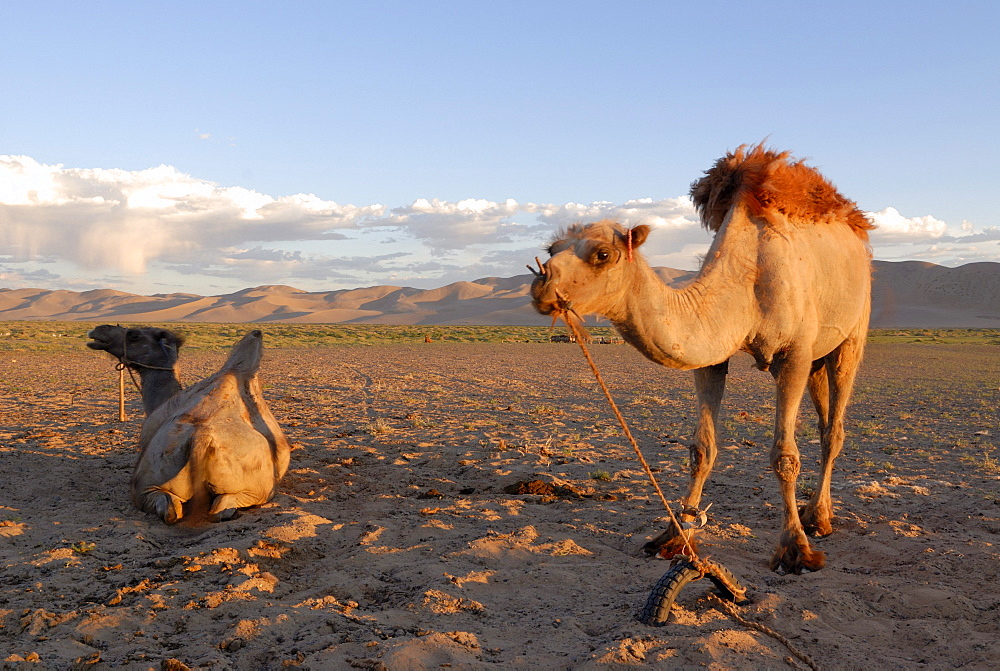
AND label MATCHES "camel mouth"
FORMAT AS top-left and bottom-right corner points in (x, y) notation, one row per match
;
(86, 331), (112, 349)
(86, 325), (128, 351)
(529, 276), (557, 316)
(532, 299), (560, 317)
(529, 277), (573, 318)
